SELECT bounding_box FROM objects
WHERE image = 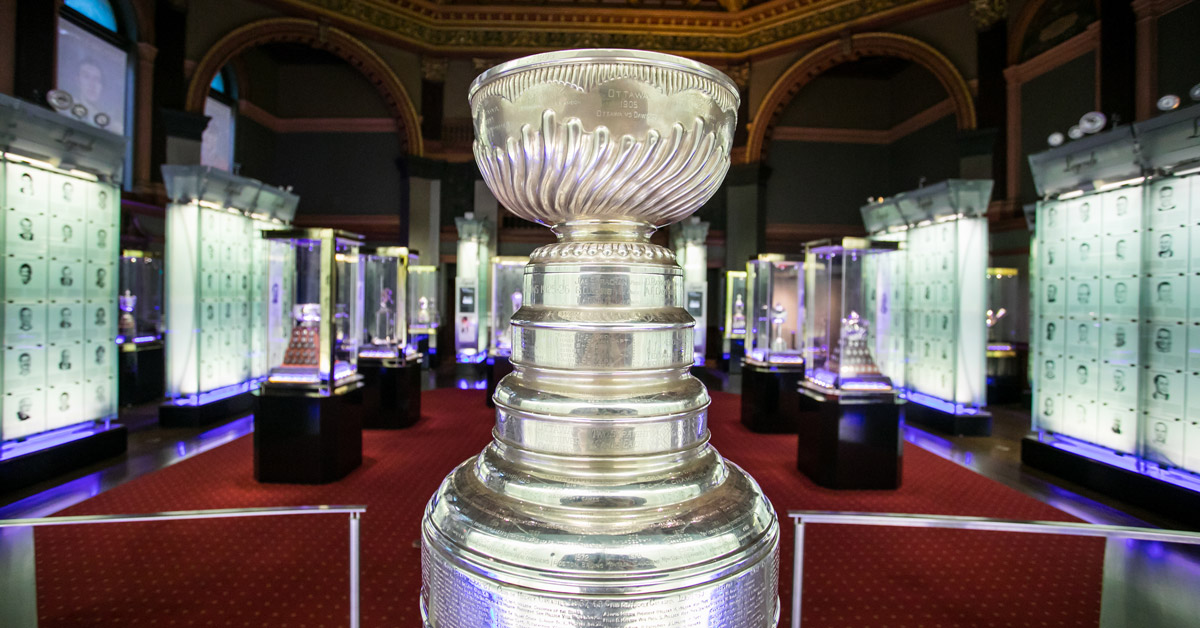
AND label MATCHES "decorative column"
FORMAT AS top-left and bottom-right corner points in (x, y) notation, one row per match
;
(970, 0), (1008, 202)
(420, 56), (446, 143)
(134, 42), (157, 191)
(1132, 0), (1159, 121)
(674, 217), (711, 365)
